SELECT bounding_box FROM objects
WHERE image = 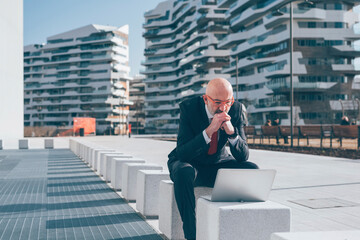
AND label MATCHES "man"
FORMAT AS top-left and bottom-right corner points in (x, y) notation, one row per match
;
(340, 116), (350, 125)
(167, 78), (258, 240)
(272, 118), (288, 144)
(265, 119), (272, 126)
